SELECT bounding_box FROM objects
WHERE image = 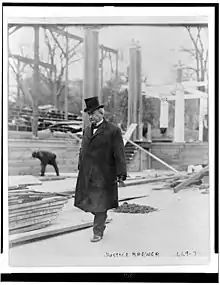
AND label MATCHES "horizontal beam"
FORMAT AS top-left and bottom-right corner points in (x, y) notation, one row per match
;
(42, 25), (118, 54)
(144, 81), (207, 92)
(7, 16), (208, 25)
(181, 81), (208, 88)
(43, 25), (83, 42)
(166, 94), (208, 100)
(145, 93), (208, 100)
(9, 54), (55, 70)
